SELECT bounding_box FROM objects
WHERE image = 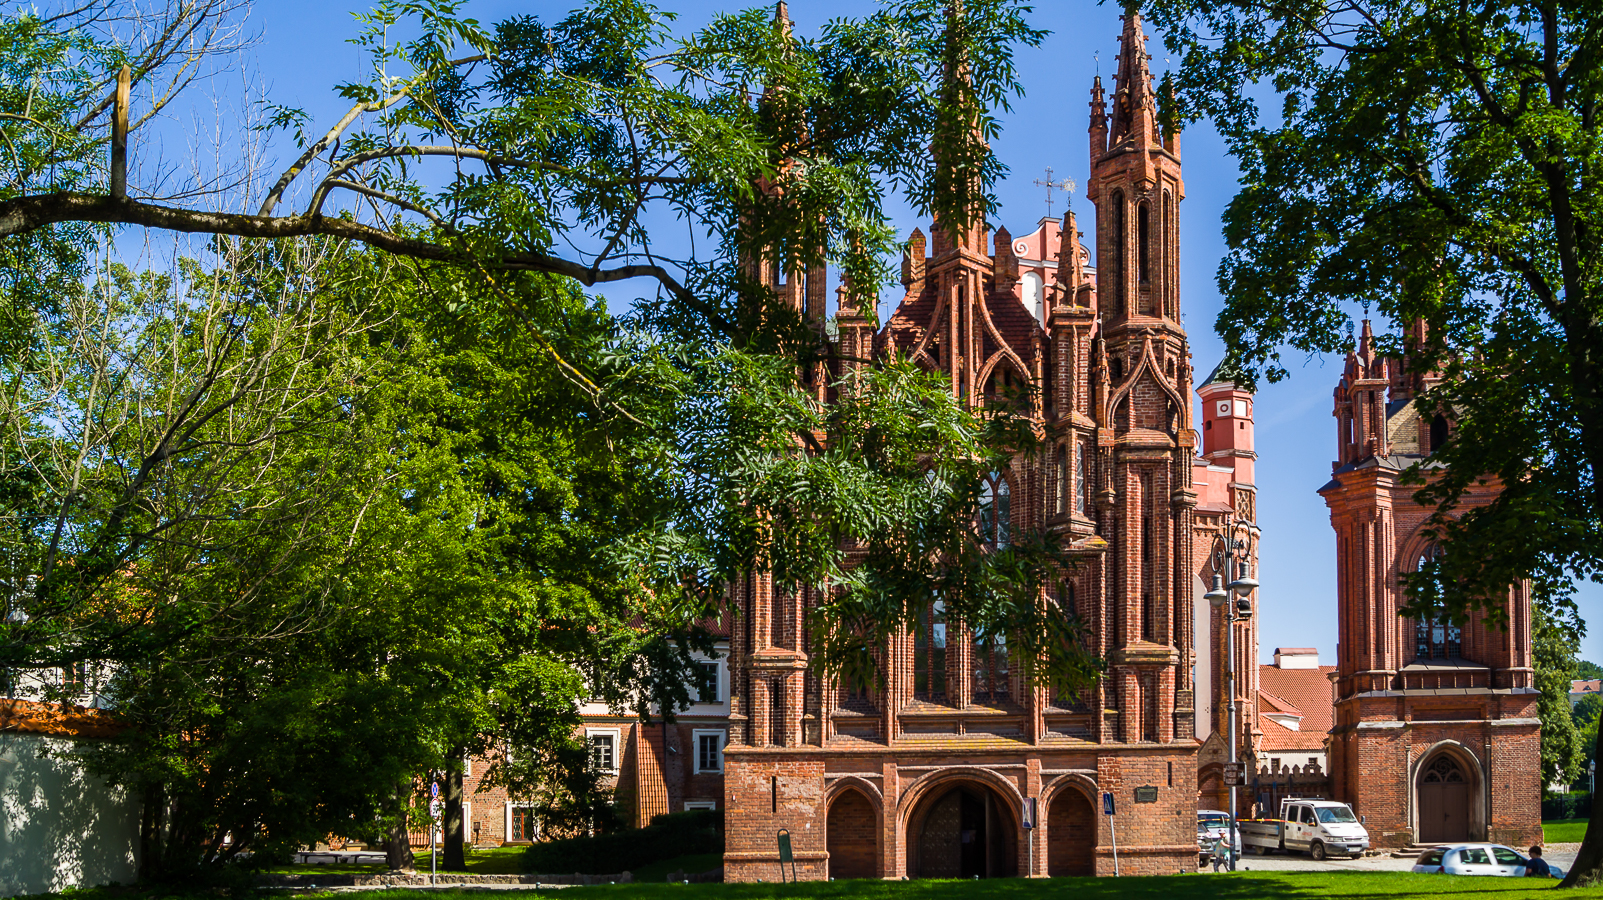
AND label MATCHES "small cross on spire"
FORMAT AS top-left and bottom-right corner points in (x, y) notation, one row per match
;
(1032, 167), (1075, 219)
